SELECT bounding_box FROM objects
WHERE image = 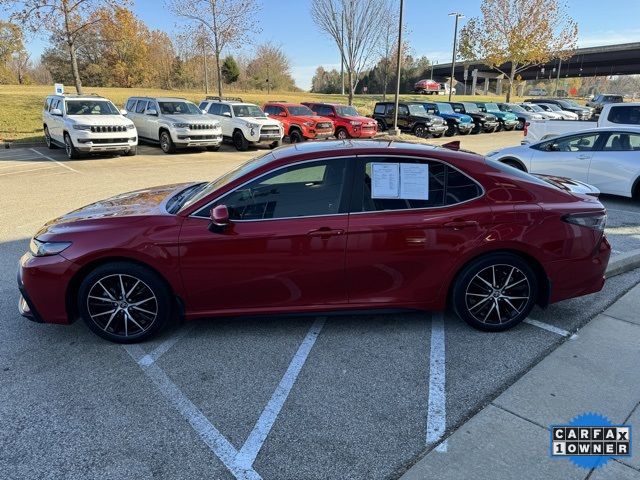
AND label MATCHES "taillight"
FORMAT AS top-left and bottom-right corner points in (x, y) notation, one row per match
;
(523, 121), (529, 136)
(562, 212), (607, 231)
